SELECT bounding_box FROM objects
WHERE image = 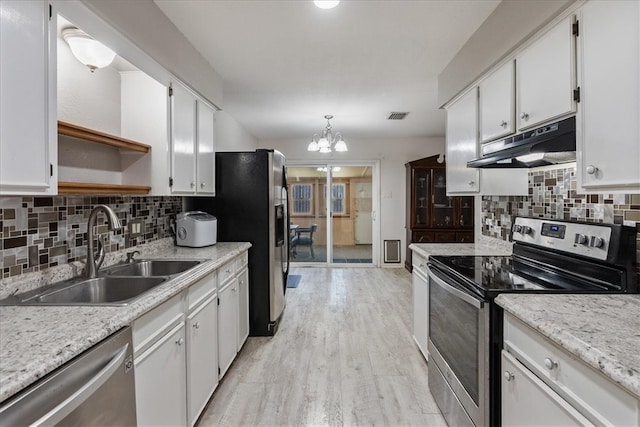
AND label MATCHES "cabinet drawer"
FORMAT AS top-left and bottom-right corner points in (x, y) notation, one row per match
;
(218, 260), (236, 287)
(133, 293), (184, 358)
(434, 232), (456, 242)
(504, 313), (639, 426)
(187, 271), (217, 312)
(235, 251), (248, 272)
(455, 232), (474, 243)
(412, 231), (434, 243)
